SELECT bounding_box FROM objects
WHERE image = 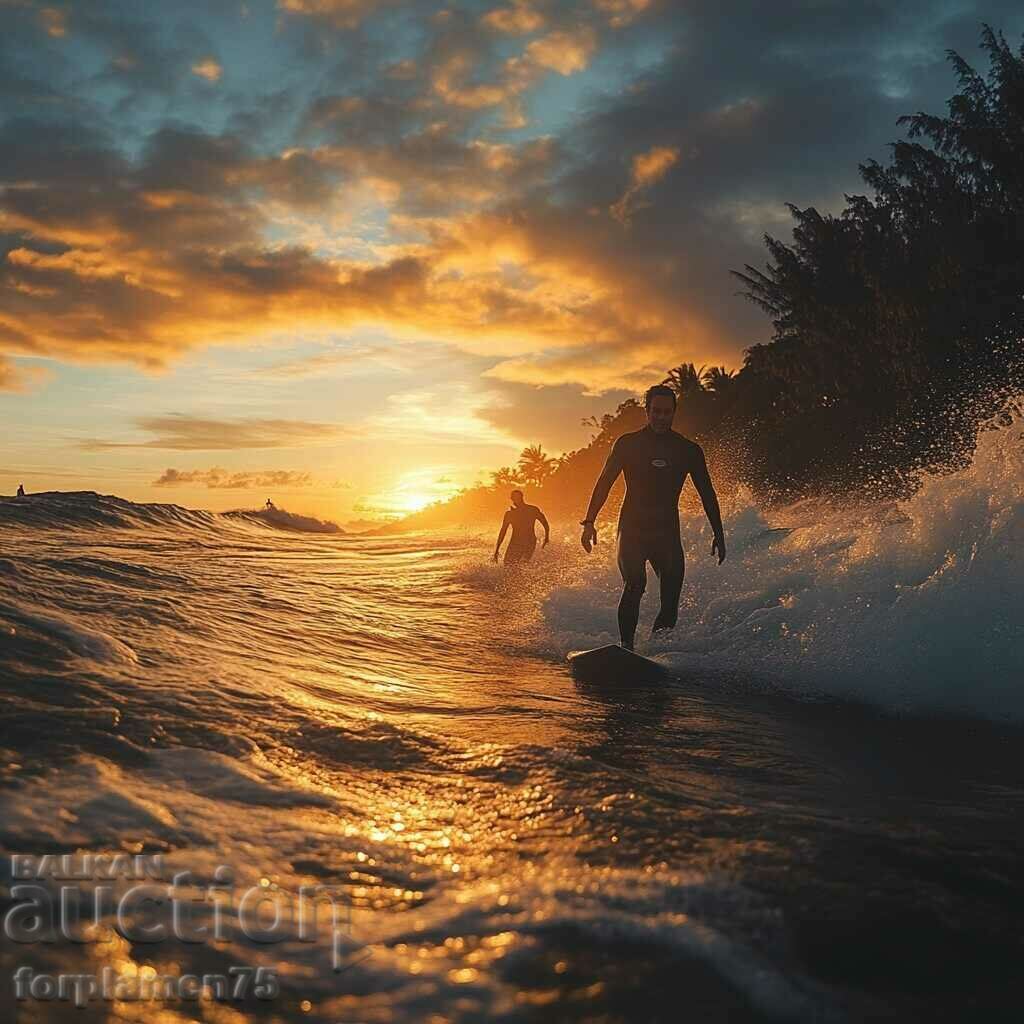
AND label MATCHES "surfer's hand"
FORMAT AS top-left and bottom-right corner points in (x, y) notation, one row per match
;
(493, 551), (499, 563)
(712, 534), (726, 564)
(581, 523), (597, 553)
